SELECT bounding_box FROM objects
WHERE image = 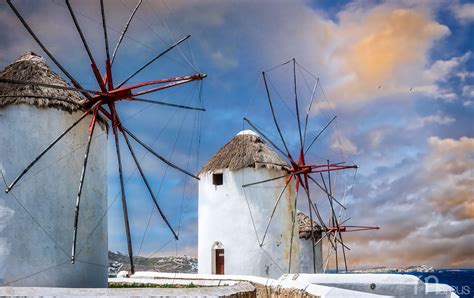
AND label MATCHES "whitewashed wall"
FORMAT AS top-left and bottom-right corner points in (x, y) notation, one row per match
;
(198, 167), (300, 278)
(299, 237), (323, 273)
(0, 105), (108, 287)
